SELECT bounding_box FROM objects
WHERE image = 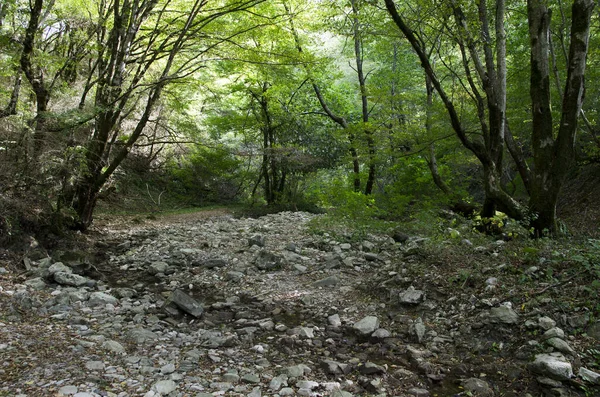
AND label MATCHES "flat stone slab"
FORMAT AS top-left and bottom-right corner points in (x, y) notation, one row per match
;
(169, 289), (204, 318)
(53, 272), (89, 287)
